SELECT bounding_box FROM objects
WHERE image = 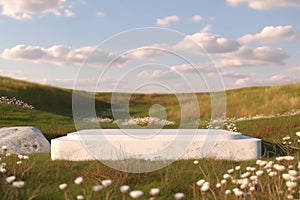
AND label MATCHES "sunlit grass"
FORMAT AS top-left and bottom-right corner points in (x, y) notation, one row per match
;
(1, 76), (300, 199)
